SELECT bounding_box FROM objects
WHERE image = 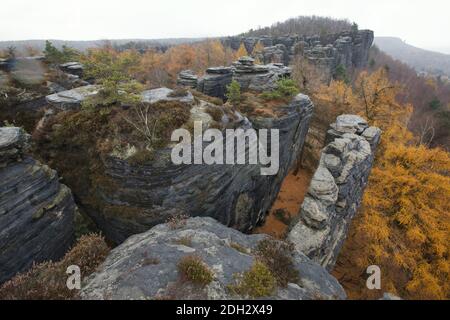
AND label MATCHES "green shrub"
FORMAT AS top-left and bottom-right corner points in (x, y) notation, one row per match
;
(177, 255), (214, 286)
(255, 239), (299, 287)
(228, 261), (276, 298)
(226, 80), (241, 106)
(0, 234), (110, 300)
(261, 78), (299, 101)
(273, 208), (292, 225)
